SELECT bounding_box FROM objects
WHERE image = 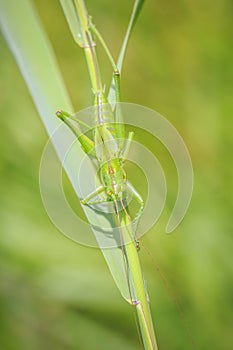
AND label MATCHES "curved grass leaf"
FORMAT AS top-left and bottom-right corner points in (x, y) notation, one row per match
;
(0, 0), (131, 302)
